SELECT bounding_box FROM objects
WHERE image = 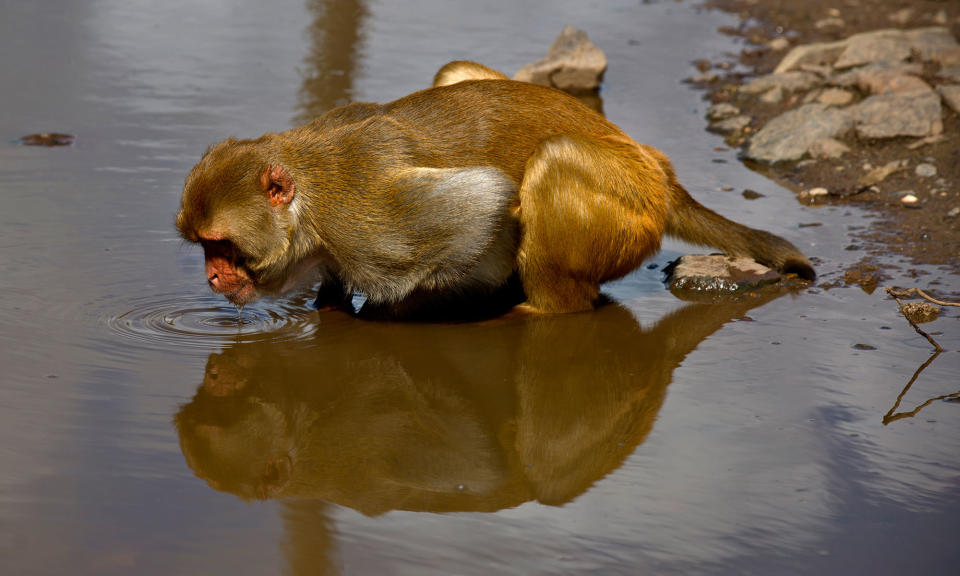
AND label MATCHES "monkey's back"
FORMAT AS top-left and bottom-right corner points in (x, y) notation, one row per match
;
(380, 80), (633, 183)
